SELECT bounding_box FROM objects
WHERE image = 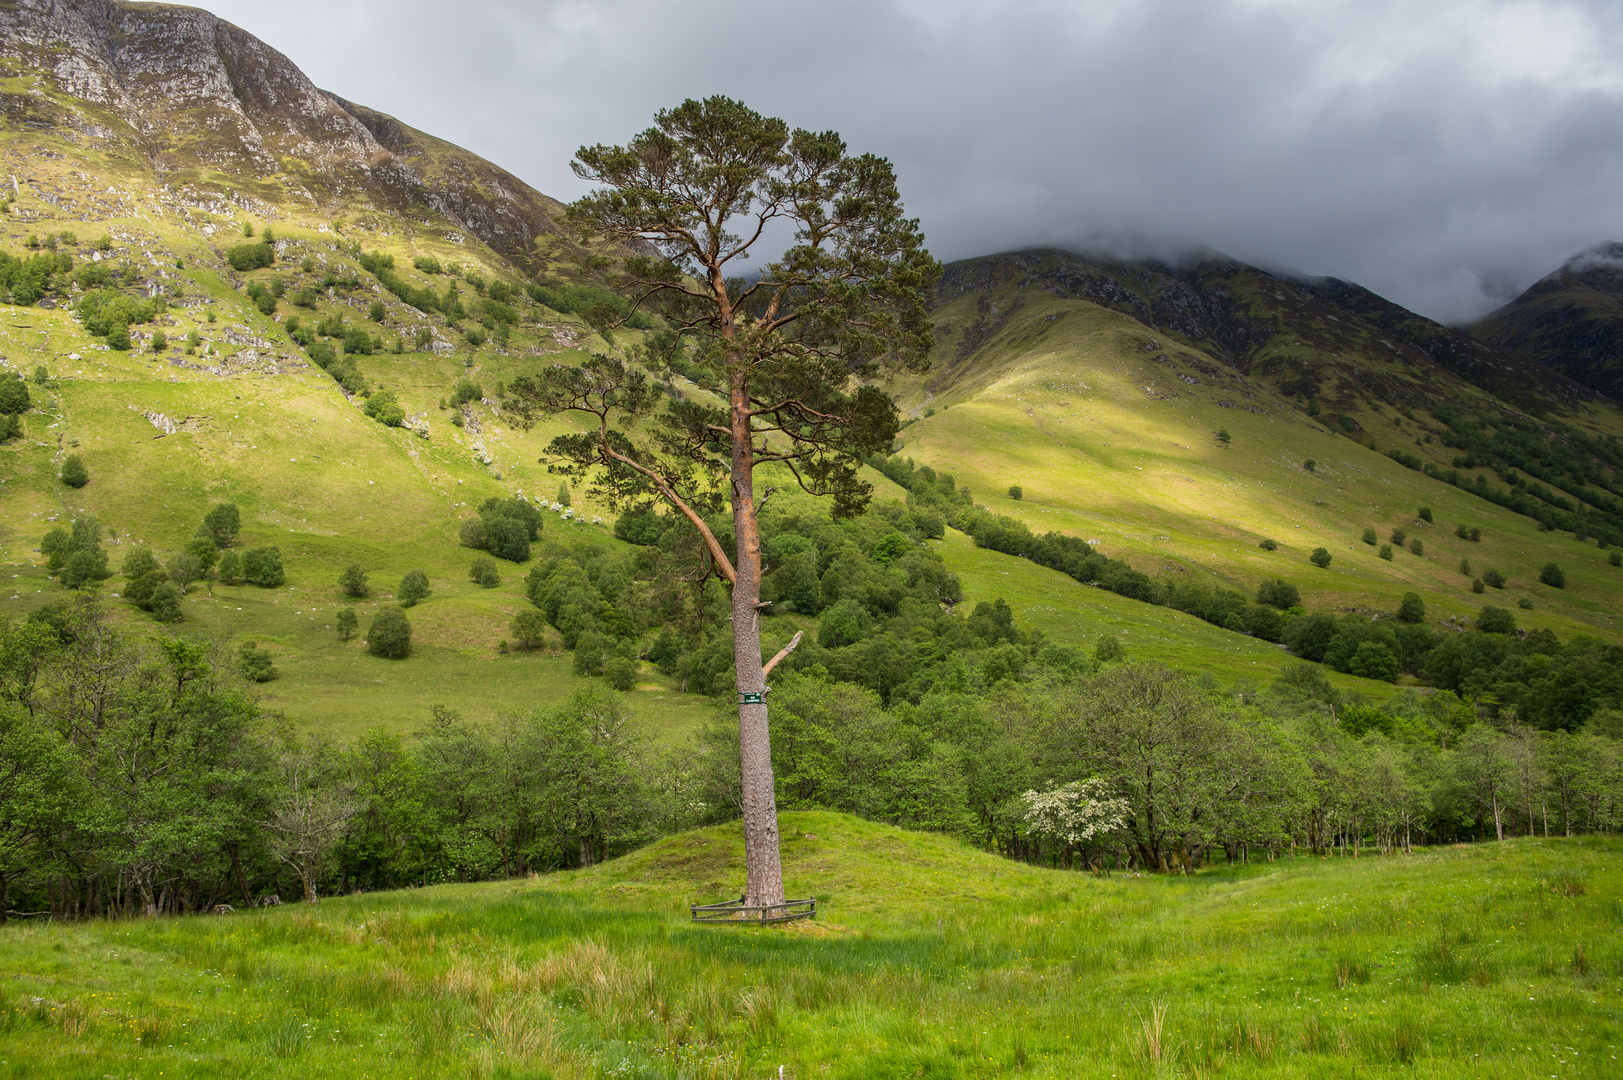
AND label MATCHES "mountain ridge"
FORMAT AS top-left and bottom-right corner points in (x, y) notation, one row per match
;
(1472, 240), (1623, 400)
